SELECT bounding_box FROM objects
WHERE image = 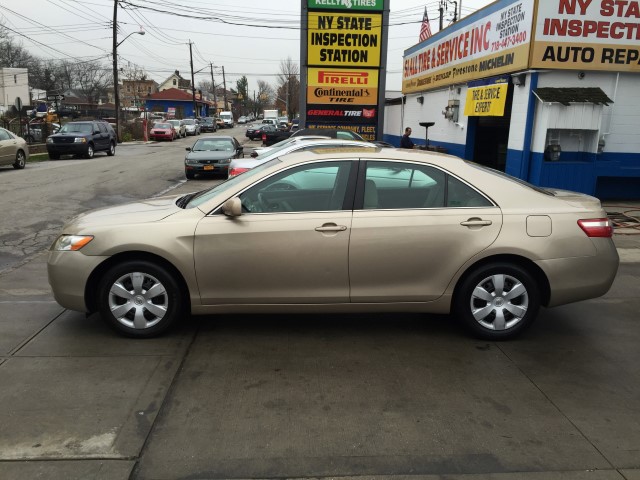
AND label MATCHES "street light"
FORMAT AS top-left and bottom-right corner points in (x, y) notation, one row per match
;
(113, 28), (145, 142)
